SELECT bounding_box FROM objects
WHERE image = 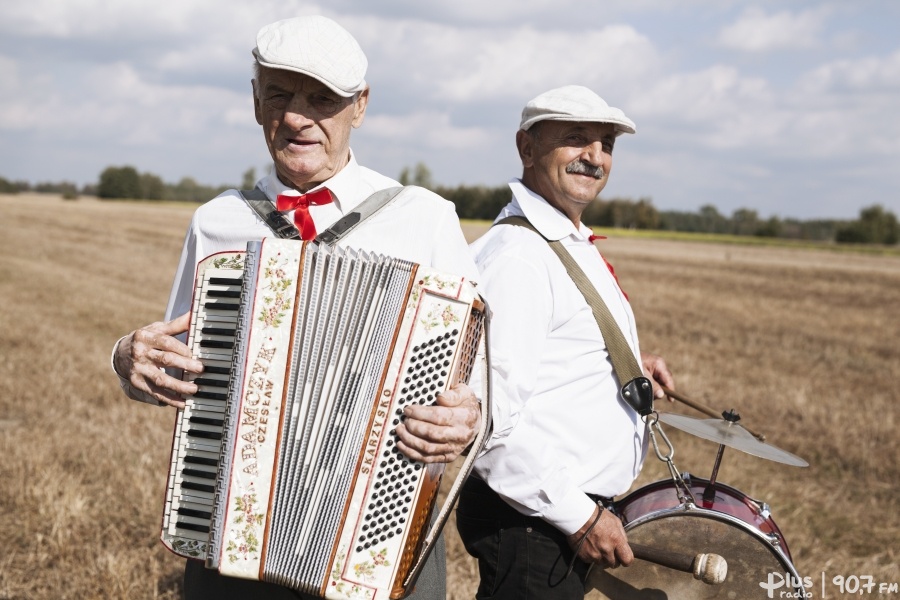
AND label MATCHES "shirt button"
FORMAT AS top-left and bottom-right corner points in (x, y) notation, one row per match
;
(526, 527), (533, 533)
